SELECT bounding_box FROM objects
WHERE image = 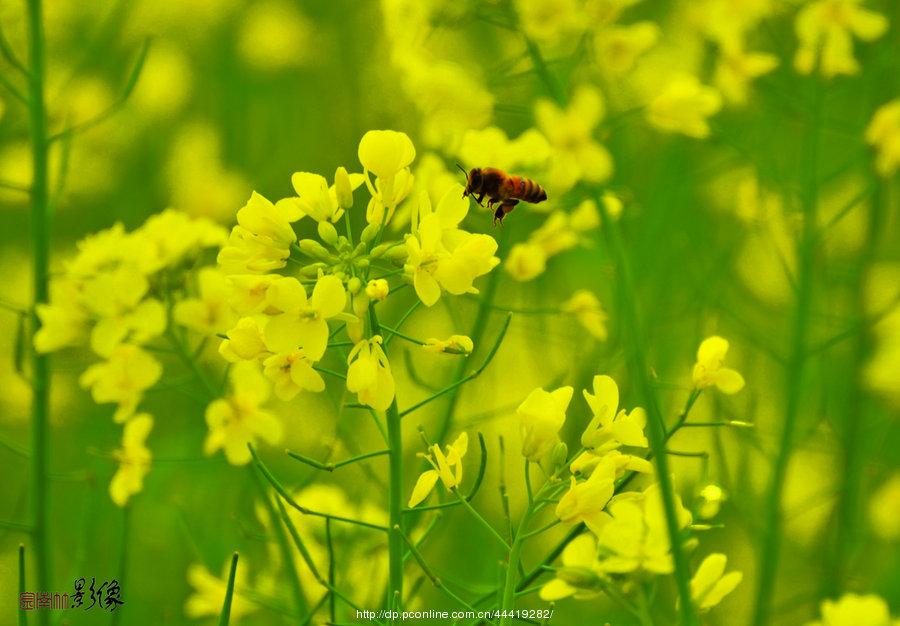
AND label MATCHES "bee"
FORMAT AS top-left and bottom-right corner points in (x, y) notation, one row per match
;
(457, 165), (547, 225)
